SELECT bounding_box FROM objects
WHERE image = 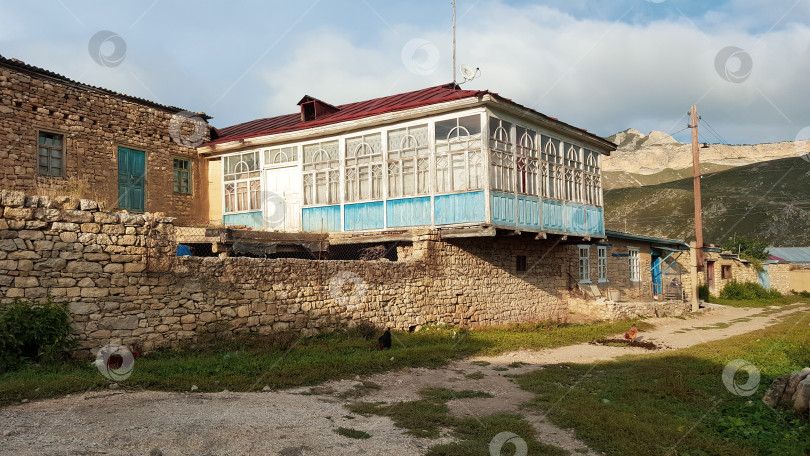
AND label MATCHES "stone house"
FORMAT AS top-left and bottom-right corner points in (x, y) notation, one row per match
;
(0, 54), (211, 225)
(700, 249), (791, 295)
